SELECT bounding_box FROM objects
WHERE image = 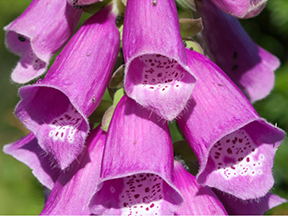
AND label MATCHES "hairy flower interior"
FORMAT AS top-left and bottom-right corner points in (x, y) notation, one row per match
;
(119, 173), (164, 215)
(139, 54), (185, 92)
(210, 129), (264, 179)
(49, 104), (83, 143)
